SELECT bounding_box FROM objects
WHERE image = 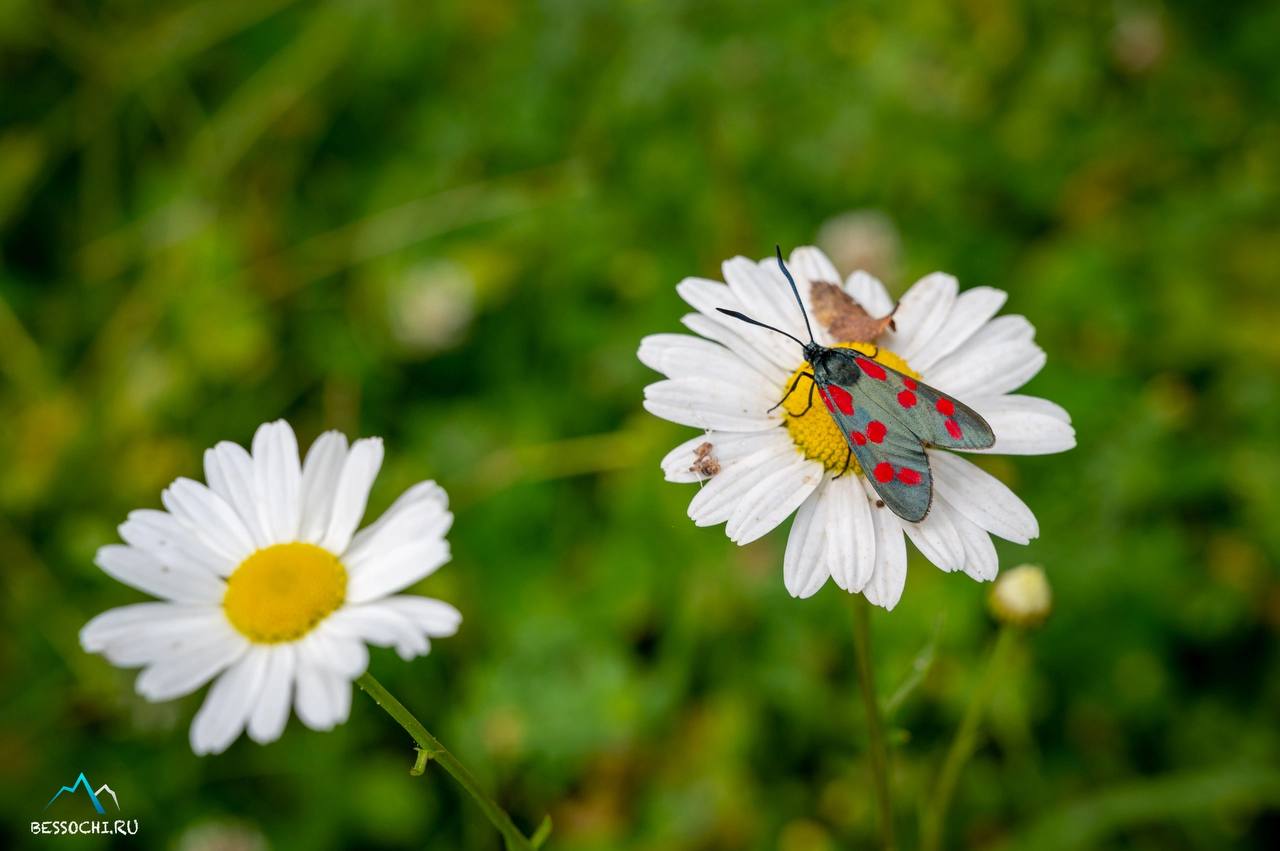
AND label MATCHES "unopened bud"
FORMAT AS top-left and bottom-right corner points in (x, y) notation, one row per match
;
(989, 564), (1052, 628)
